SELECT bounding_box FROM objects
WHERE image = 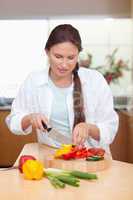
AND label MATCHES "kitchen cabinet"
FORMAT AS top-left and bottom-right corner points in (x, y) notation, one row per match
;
(110, 110), (133, 163)
(110, 111), (128, 162)
(125, 111), (133, 163)
(0, 110), (37, 167)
